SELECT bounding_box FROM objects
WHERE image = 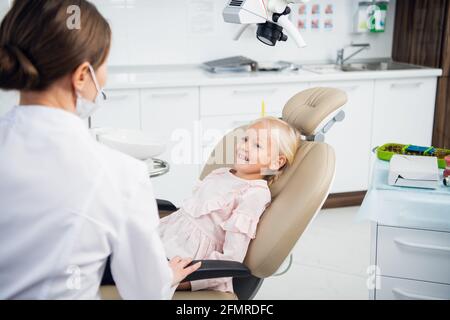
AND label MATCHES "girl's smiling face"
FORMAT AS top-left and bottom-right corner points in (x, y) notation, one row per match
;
(233, 121), (287, 179)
